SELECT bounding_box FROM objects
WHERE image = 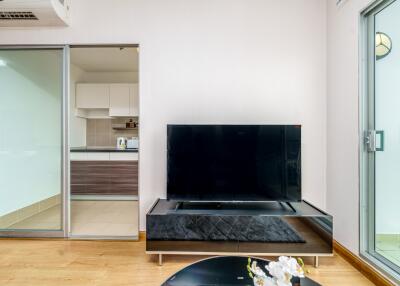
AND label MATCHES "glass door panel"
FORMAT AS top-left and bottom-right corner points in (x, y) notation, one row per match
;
(374, 0), (400, 270)
(0, 49), (64, 232)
